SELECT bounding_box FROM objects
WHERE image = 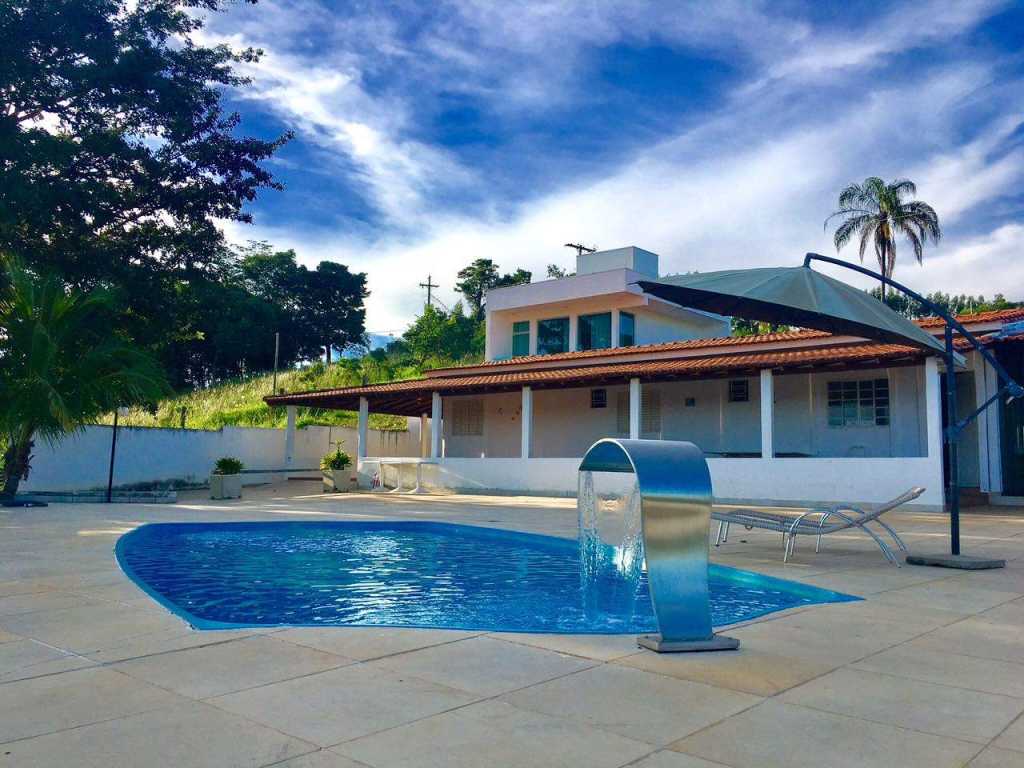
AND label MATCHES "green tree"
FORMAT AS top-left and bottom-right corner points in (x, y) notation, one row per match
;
(0, 0), (289, 384)
(238, 242), (368, 366)
(399, 303), (481, 366)
(826, 177), (941, 300)
(0, 260), (169, 499)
